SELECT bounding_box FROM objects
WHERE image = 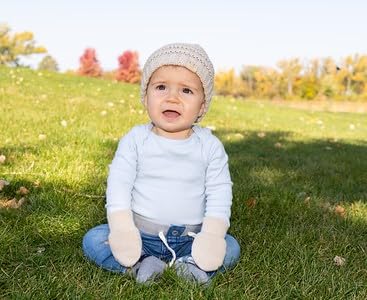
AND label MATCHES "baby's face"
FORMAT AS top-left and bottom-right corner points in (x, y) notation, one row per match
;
(144, 65), (205, 139)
